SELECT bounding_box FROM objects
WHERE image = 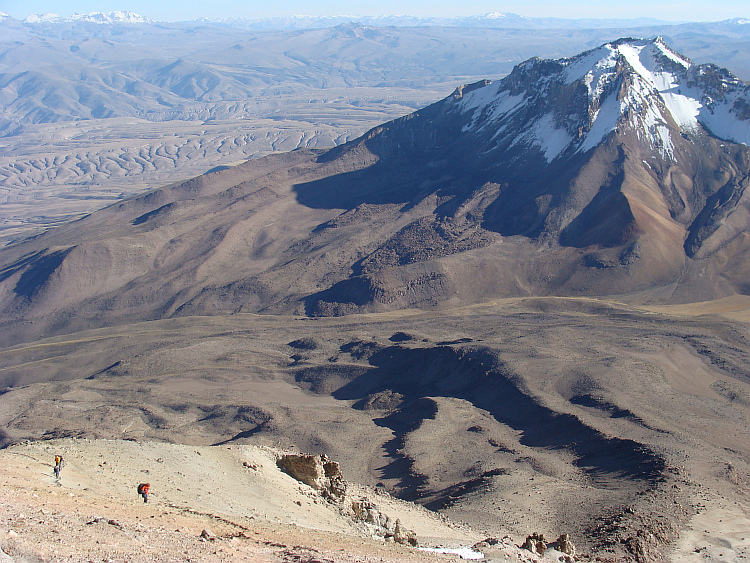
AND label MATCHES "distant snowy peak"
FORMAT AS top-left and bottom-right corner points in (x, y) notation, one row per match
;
(456, 37), (750, 162)
(24, 11), (152, 24)
(72, 11), (153, 24)
(23, 13), (61, 23)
